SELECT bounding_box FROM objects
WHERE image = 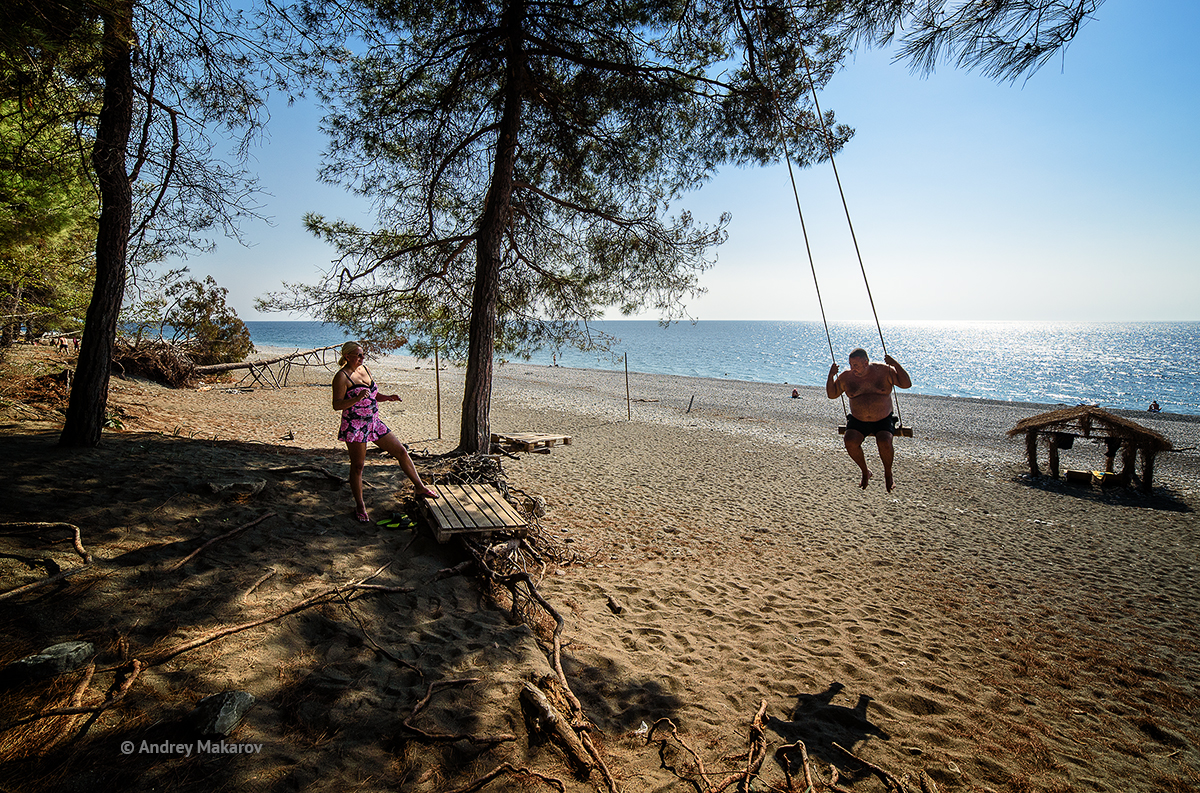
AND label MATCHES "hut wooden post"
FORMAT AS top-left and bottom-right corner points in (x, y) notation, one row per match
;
(1047, 435), (1061, 479)
(1025, 431), (1040, 477)
(1120, 442), (1137, 486)
(1104, 437), (1122, 474)
(1141, 448), (1157, 494)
